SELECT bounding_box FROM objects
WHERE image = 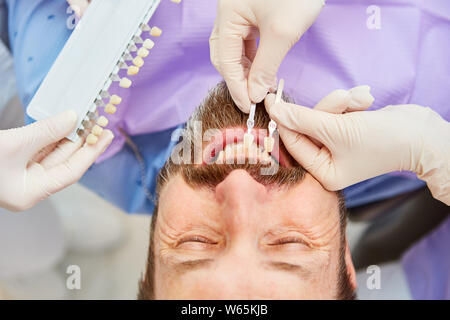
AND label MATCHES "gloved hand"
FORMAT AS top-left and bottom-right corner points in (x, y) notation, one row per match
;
(266, 94), (450, 205)
(67, 0), (91, 17)
(0, 110), (114, 212)
(210, 0), (325, 113)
